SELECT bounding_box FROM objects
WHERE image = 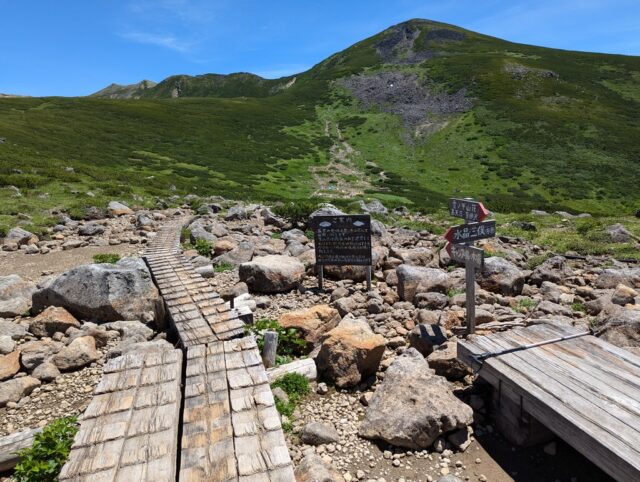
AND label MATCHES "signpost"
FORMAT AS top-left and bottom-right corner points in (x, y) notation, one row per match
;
(311, 214), (373, 290)
(445, 198), (495, 335)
